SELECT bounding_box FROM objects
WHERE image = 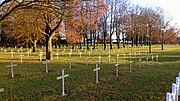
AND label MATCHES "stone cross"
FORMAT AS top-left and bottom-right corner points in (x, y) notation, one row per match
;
(98, 55), (101, 64)
(39, 52), (43, 61)
(6, 62), (17, 78)
(156, 54), (158, 62)
(139, 59), (142, 68)
(19, 53), (24, 63)
(68, 57), (72, 68)
(129, 60), (132, 72)
(116, 54), (119, 64)
(43, 59), (49, 73)
(115, 64), (119, 76)
(129, 53), (132, 60)
(4, 49), (7, 55)
(152, 56), (154, 64)
(10, 50), (14, 58)
(88, 52), (91, 57)
(55, 51), (59, 60)
(108, 55), (111, 62)
(0, 88), (4, 93)
(134, 52), (136, 58)
(79, 52), (82, 58)
(57, 69), (69, 96)
(85, 56), (88, 66)
(26, 50), (30, 57)
(146, 57), (148, 65)
(94, 64), (100, 83)
(69, 52), (72, 58)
